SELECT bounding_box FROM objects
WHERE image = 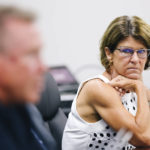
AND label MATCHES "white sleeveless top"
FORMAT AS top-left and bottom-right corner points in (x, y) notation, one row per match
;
(62, 75), (137, 150)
